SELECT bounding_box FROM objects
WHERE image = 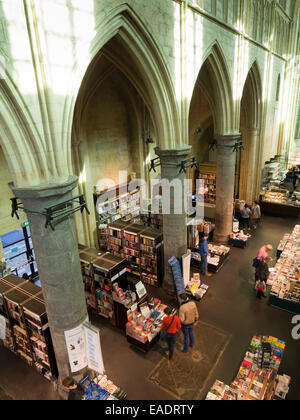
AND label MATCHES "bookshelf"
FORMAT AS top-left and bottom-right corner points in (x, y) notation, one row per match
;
(140, 228), (163, 288)
(0, 275), (58, 380)
(123, 224), (145, 279)
(79, 251), (98, 311)
(78, 248), (127, 329)
(195, 163), (217, 205)
(94, 183), (141, 250)
(107, 220), (129, 257)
